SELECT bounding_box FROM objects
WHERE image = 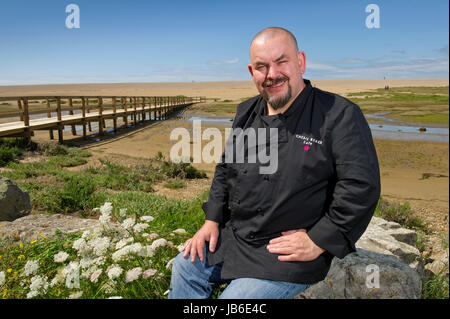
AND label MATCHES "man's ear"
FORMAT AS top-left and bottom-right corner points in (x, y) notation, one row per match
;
(298, 51), (306, 75)
(248, 64), (254, 77)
